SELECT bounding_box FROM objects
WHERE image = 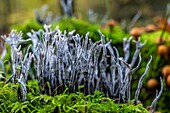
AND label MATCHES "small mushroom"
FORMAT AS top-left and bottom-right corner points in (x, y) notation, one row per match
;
(147, 78), (158, 89)
(157, 45), (169, 59)
(130, 27), (142, 40)
(106, 19), (116, 32)
(166, 75), (170, 87)
(145, 24), (157, 32)
(107, 19), (116, 27)
(162, 65), (170, 77)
